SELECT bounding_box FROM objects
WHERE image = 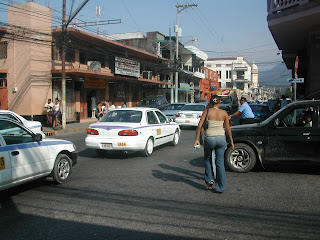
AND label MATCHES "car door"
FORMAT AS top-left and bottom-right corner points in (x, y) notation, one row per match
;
(0, 134), (12, 188)
(264, 105), (316, 161)
(0, 120), (50, 183)
(154, 110), (171, 143)
(146, 110), (163, 146)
